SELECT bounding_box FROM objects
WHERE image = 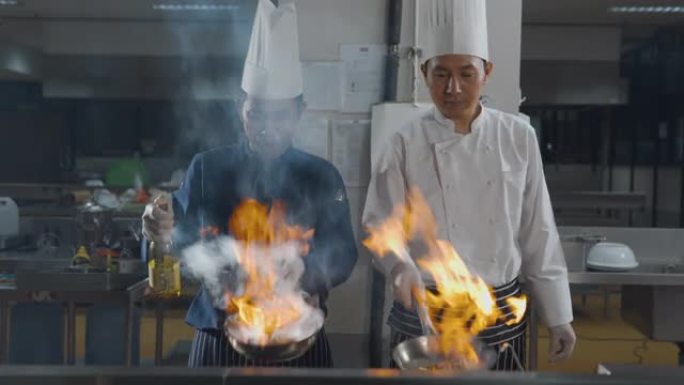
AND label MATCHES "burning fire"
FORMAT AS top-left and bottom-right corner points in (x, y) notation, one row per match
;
(212, 199), (321, 346)
(229, 200), (314, 252)
(363, 188), (527, 365)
